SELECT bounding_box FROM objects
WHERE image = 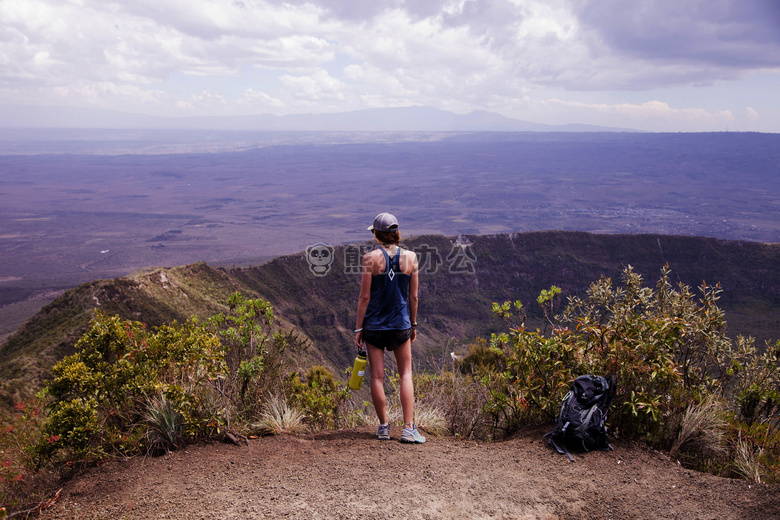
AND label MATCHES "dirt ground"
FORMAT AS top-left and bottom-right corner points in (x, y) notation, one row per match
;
(36, 425), (780, 520)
